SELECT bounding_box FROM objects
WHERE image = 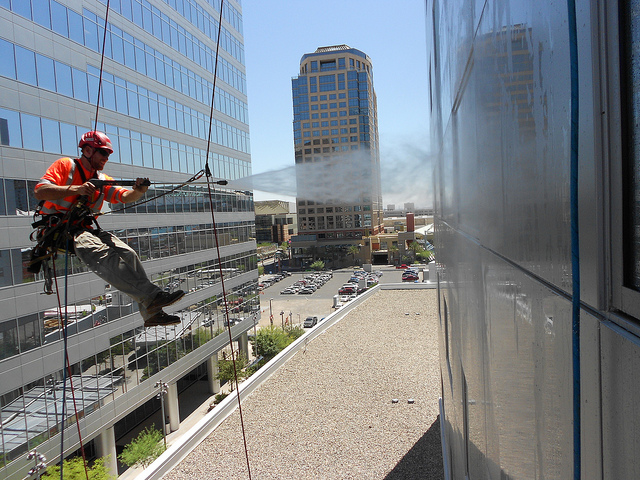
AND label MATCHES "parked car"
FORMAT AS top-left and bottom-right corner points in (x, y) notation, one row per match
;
(338, 284), (356, 294)
(402, 272), (419, 282)
(304, 316), (318, 328)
